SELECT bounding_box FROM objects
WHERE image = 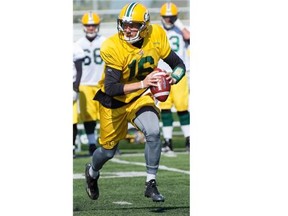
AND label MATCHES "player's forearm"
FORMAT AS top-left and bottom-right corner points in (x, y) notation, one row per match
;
(74, 59), (83, 92)
(105, 71), (143, 96)
(182, 29), (190, 41)
(104, 67), (124, 96)
(163, 50), (186, 84)
(123, 82), (144, 94)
